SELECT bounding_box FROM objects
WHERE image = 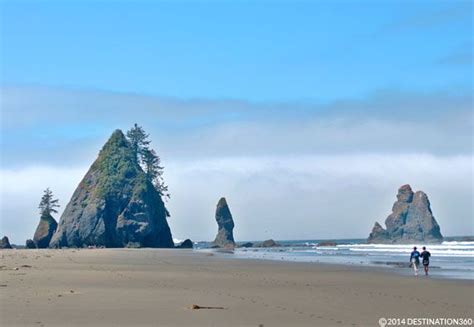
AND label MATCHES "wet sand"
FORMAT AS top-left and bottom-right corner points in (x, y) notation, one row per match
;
(1, 248), (472, 327)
